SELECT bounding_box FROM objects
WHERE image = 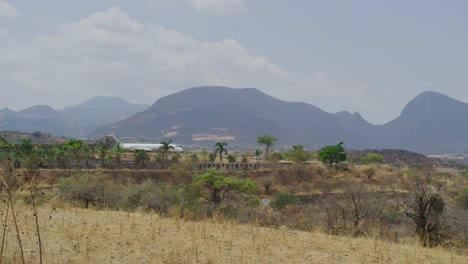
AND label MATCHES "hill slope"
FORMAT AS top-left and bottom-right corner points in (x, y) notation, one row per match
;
(94, 86), (373, 148)
(5, 204), (466, 263)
